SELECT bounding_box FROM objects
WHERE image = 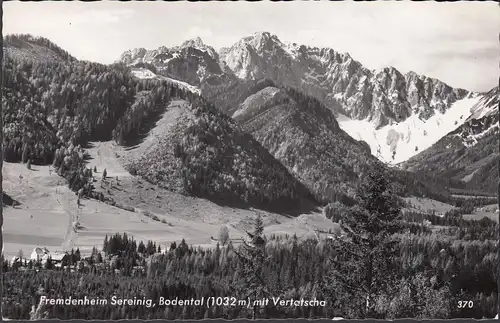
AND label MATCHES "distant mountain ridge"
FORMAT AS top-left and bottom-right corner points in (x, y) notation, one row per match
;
(118, 32), (474, 127)
(118, 37), (232, 88)
(117, 32), (480, 164)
